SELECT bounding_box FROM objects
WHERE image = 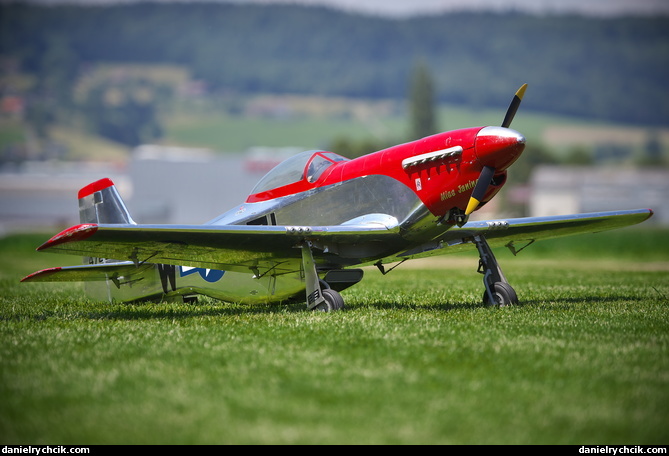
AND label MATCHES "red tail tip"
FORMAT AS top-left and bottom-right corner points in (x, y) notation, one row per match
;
(78, 178), (114, 199)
